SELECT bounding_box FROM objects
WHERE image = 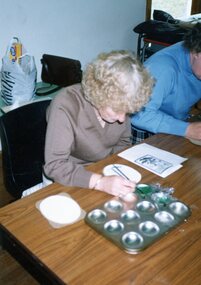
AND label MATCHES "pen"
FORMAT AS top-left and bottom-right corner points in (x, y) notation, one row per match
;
(112, 164), (130, 180)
